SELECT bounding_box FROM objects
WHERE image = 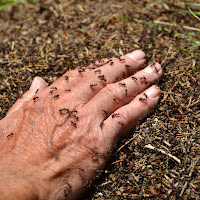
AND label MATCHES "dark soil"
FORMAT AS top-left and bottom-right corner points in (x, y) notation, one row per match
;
(0, 0), (200, 199)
